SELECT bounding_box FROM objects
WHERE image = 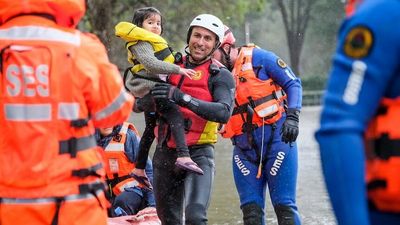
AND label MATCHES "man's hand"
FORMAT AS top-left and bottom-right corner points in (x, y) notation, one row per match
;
(133, 95), (154, 113)
(281, 108), (300, 144)
(151, 83), (184, 104)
